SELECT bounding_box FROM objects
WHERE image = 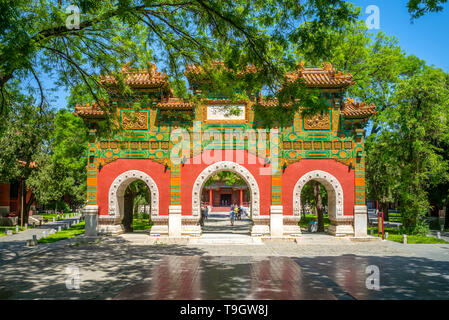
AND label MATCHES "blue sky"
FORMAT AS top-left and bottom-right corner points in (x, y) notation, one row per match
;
(47, 0), (449, 110)
(351, 0), (449, 71)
